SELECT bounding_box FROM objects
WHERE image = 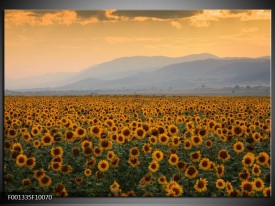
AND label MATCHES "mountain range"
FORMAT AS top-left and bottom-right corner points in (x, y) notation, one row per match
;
(5, 53), (270, 92)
